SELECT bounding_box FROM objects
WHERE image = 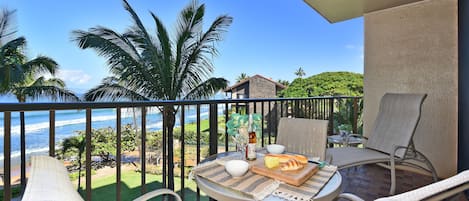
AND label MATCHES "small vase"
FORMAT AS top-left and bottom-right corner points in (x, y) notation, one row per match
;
(238, 126), (249, 140)
(234, 127), (249, 159)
